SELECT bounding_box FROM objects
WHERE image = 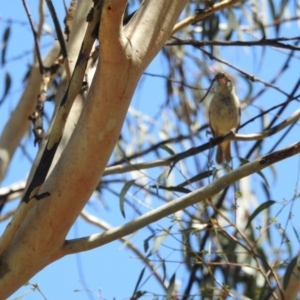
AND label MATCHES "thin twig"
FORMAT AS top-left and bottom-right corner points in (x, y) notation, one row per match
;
(171, 0), (243, 35)
(45, 0), (71, 79)
(22, 0), (44, 74)
(45, 0), (68, 59)
(197, 47), (290, 97)
(246, 64), (300, 159)
(105, 104), (300, 175)
(143, 72), (202, 91)
(167, 36), (300, 51)
(211, 203), (283, 298)
(80, 210), (167, 291)
(62, 142), (300, 255)
(0, 210), (16, 222)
